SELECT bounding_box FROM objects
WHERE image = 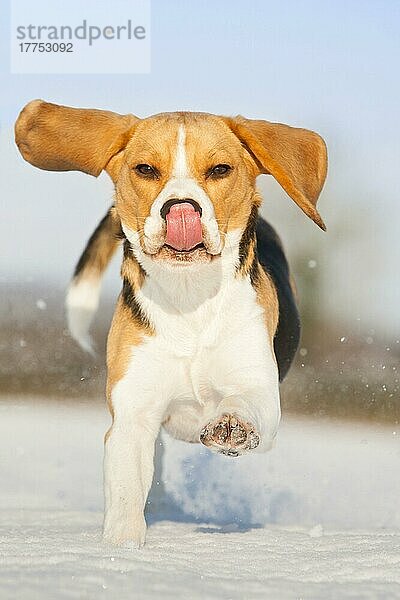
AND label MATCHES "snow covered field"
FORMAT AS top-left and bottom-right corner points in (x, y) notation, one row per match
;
(0, 398), (399, 599)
